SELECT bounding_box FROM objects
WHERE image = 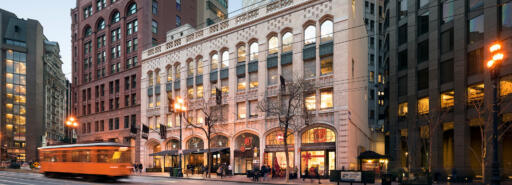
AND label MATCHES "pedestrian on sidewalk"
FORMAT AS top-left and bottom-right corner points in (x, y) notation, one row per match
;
(133, 163), (138, 173)
(314, 166), (321, 184)
(138, 163), (143, 173)
(217, 164), (224, 179)
(228, 164), (232, 176)
(261, 164), (267, 181)
(302, 167), (309, 181)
